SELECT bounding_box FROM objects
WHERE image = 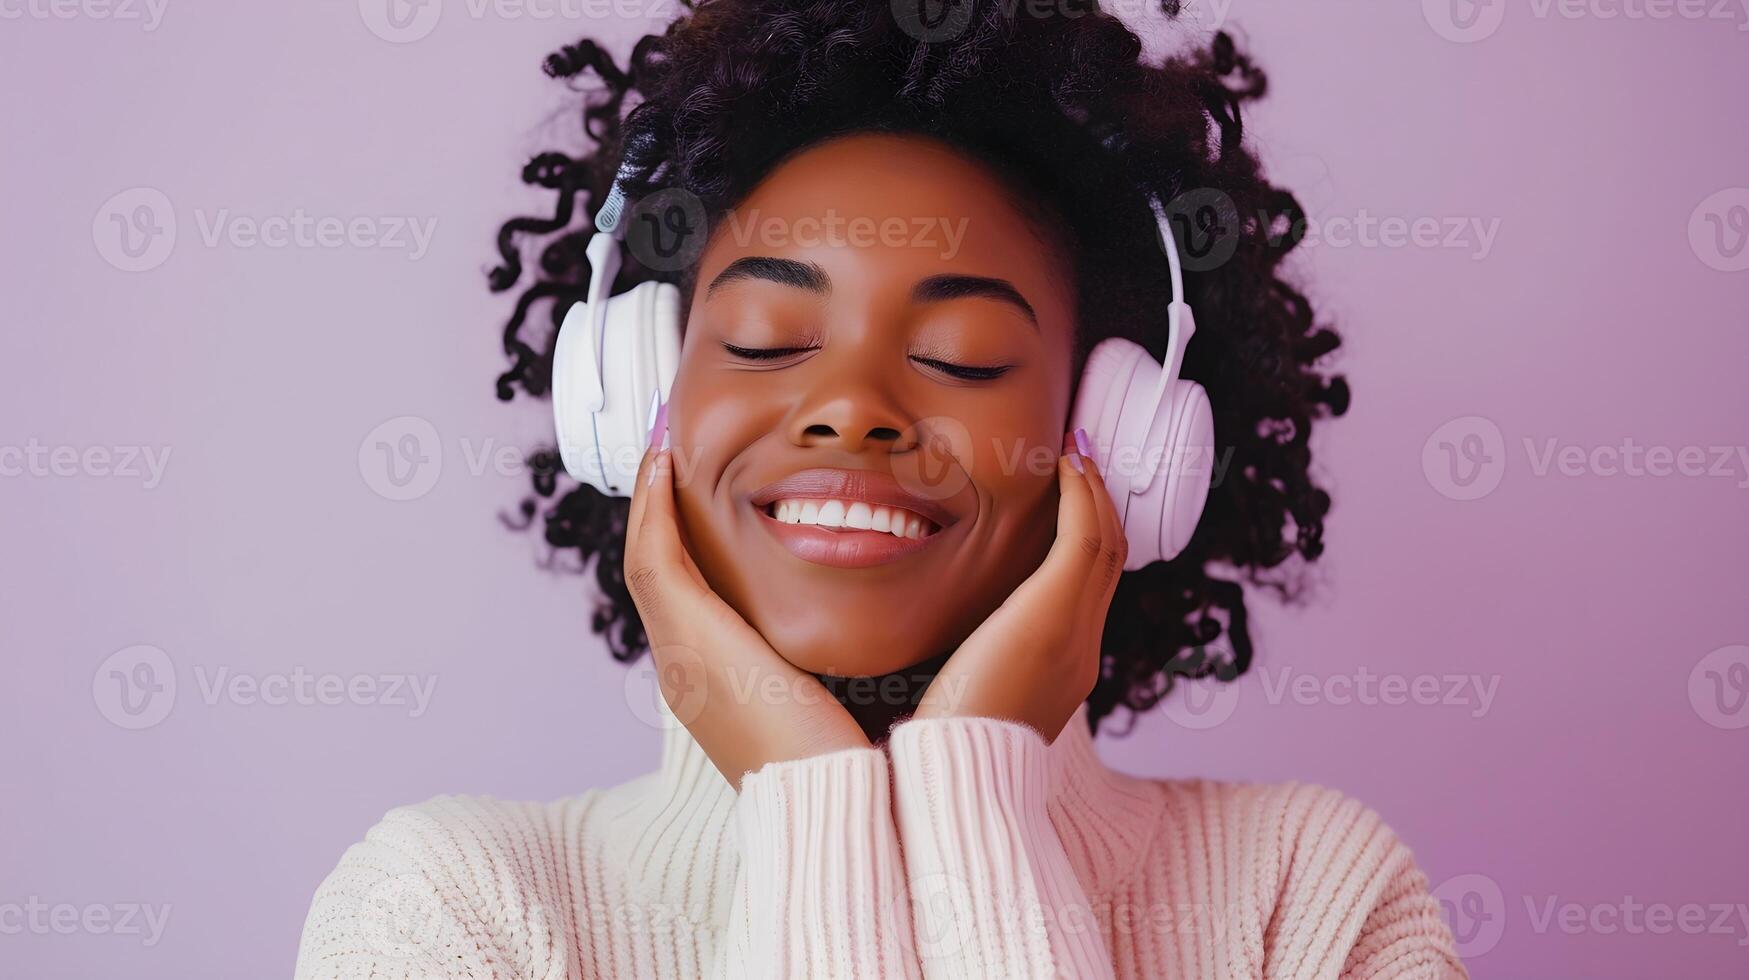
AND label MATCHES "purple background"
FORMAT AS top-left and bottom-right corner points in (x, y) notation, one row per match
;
(3, 1), (1747, 977)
